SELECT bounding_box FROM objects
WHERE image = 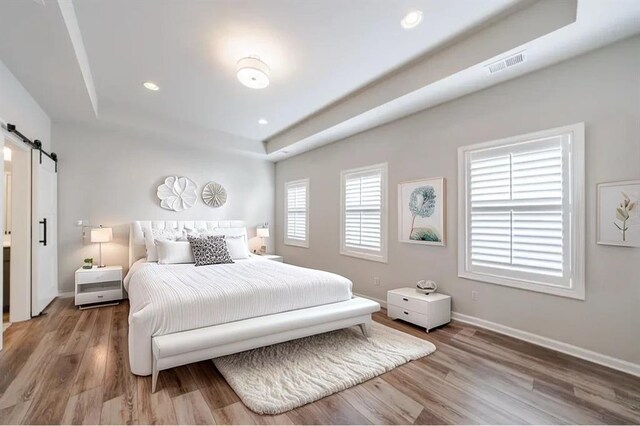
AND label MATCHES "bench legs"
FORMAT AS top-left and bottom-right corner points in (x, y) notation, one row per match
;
(152, 355), (159, 393)
(359, 320), (372, 338)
